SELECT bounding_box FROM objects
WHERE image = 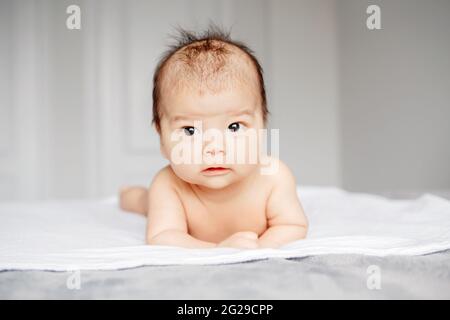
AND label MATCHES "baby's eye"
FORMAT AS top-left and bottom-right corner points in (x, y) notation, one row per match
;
(228, 122), (245, 133)
(182, 126), (197, 136)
